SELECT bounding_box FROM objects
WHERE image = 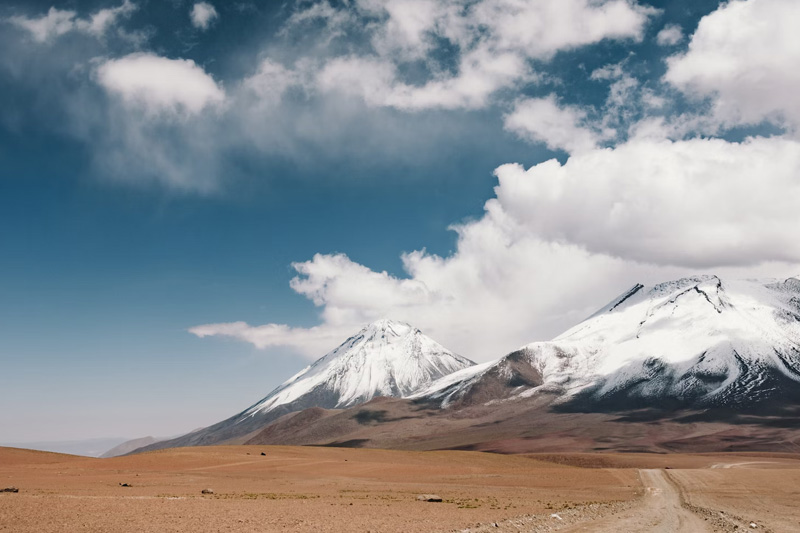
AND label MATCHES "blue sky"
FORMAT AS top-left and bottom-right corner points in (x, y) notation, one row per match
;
(2, 0), (799, 443)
